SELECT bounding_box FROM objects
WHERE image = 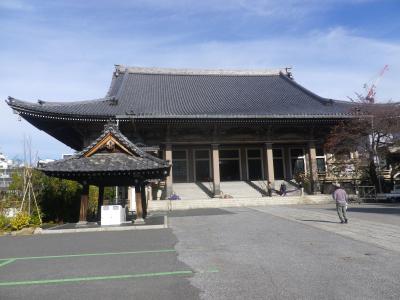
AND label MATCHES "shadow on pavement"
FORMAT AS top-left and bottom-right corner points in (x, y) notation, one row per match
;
(316, 204), (400, 215)
(299, 219), (340, 224)
(168, 208), (233, 218)
(347, 207), (400, 215)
